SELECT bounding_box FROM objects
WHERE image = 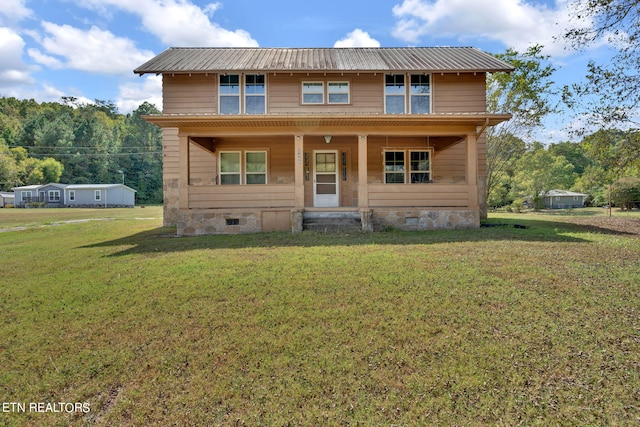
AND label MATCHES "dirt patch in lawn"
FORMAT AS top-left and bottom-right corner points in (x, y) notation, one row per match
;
(568, 216), (640, 237)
